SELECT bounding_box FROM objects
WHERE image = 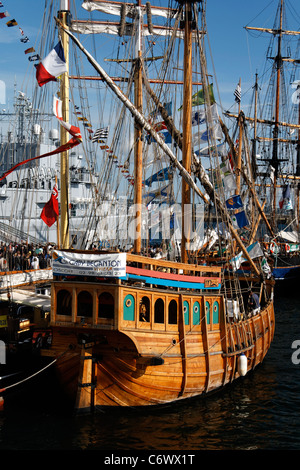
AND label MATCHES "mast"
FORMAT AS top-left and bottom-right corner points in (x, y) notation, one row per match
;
(133, 0), (143, 254)
(251, 72), (259, 180)
(236, 78), (242, 194)
(58, 0), (70, 249)
(270, 0), (284, 230)
(181, 1), (193, 264)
